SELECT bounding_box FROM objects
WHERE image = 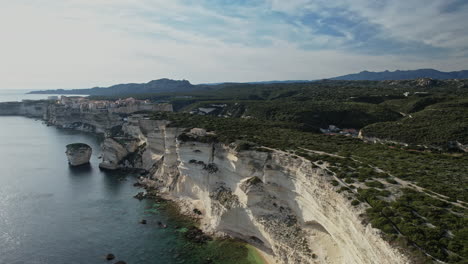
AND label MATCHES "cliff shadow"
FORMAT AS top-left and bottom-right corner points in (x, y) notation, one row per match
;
(68, 163), (93, 176)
